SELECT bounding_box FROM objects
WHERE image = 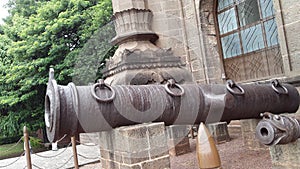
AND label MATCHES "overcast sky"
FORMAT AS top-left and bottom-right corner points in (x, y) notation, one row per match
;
(0, 0), (9, 24)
